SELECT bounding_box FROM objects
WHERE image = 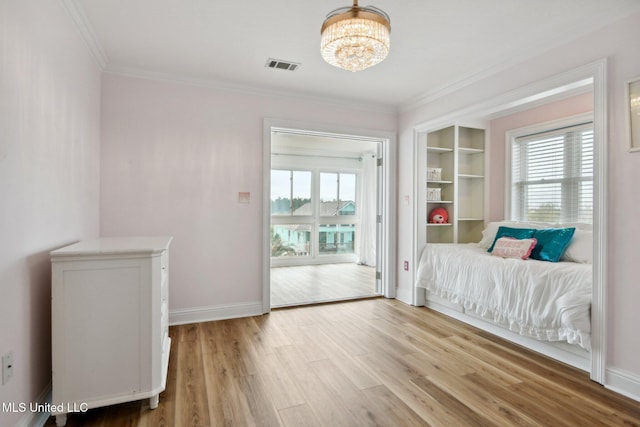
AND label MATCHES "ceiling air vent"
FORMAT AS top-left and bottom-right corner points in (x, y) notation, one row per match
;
(266, 58), (300, 71)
